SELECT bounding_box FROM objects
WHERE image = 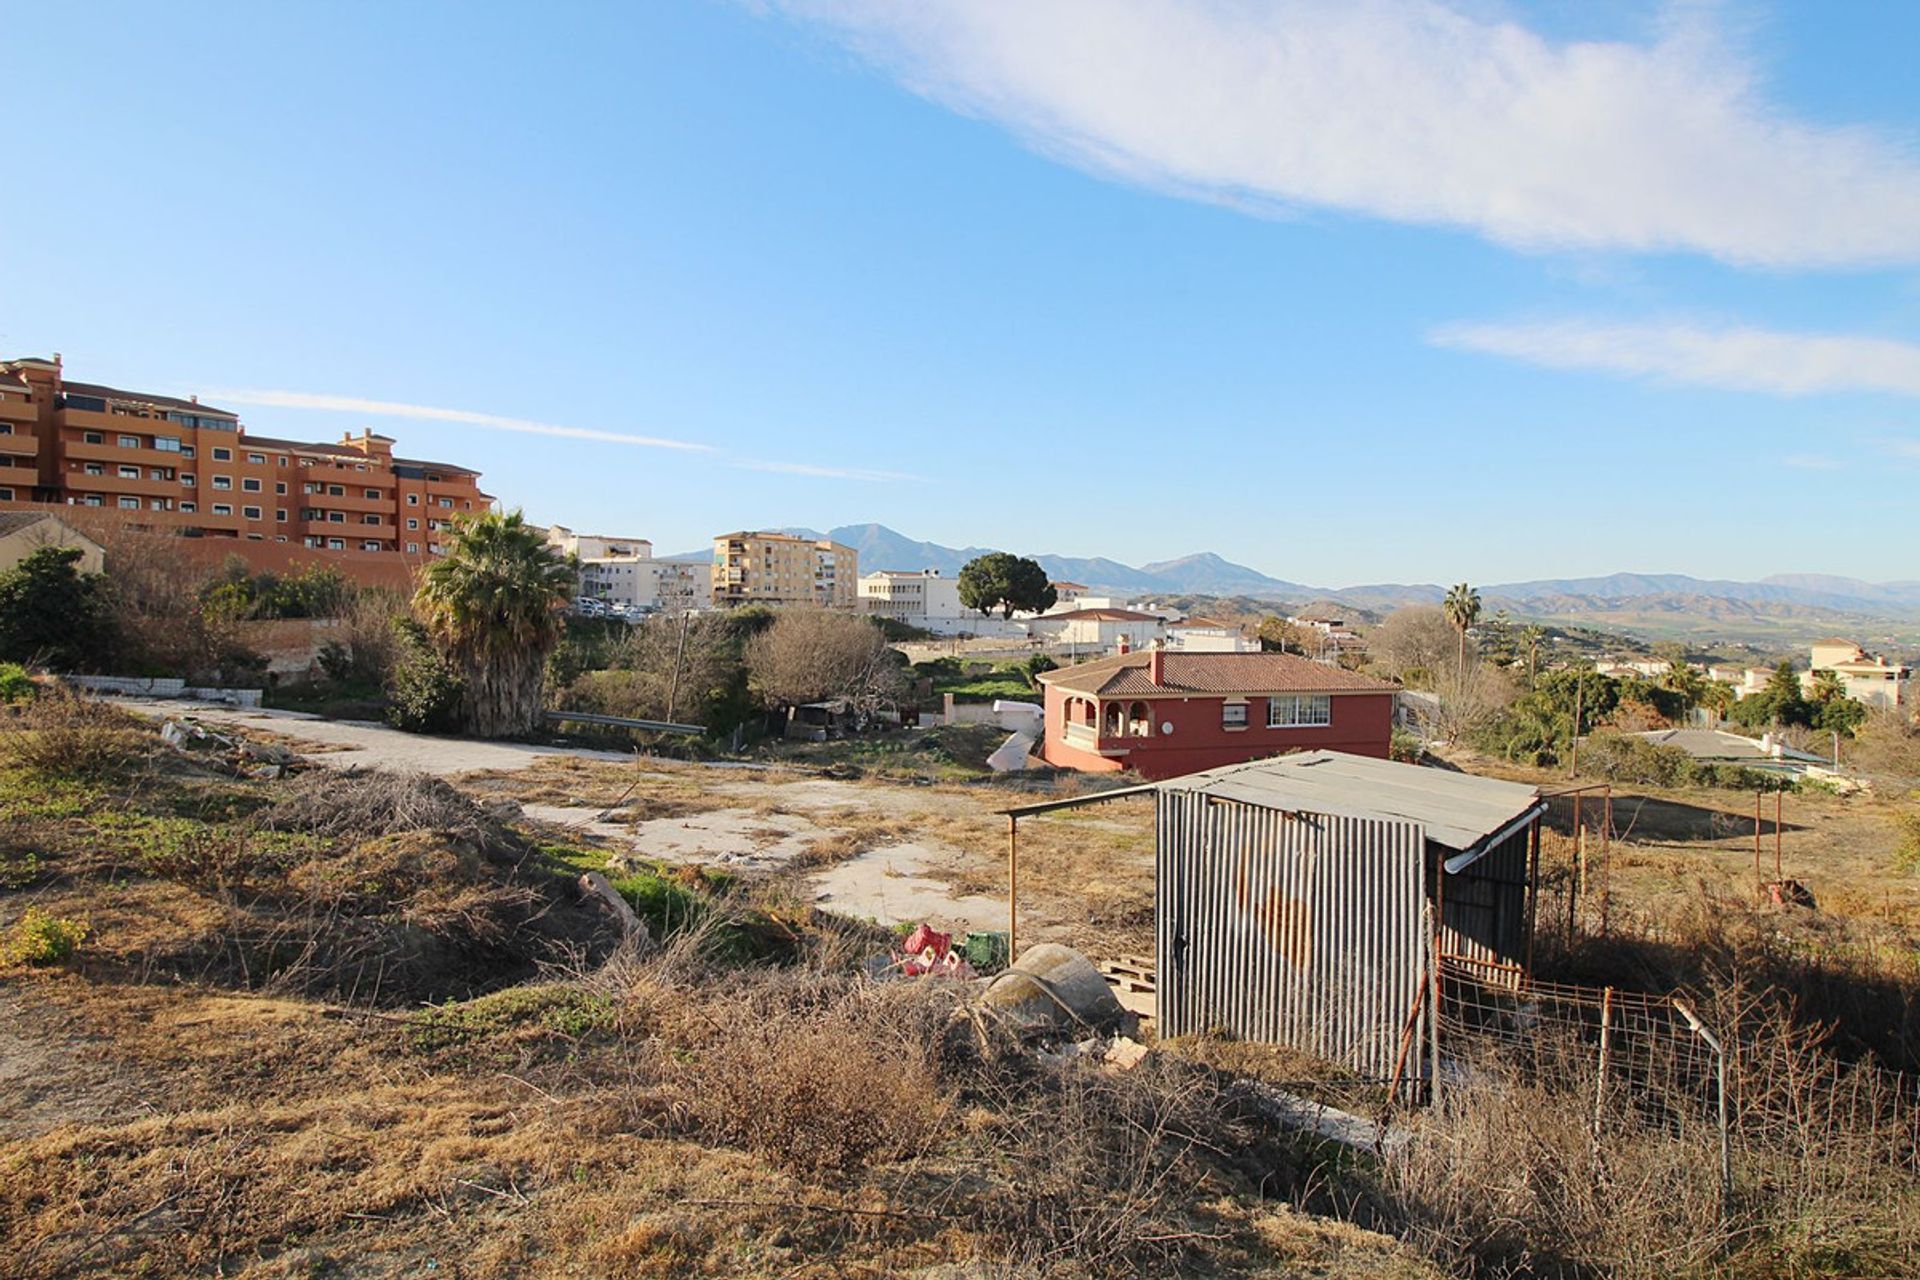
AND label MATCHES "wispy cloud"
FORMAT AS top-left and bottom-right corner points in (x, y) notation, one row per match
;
(775, 1), (1920, 266)
(1430, 320), (1920, 398)
(208, 389), (713, 452)
(735, 458), (923, 483)
(1782, 454), (1843, 471)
